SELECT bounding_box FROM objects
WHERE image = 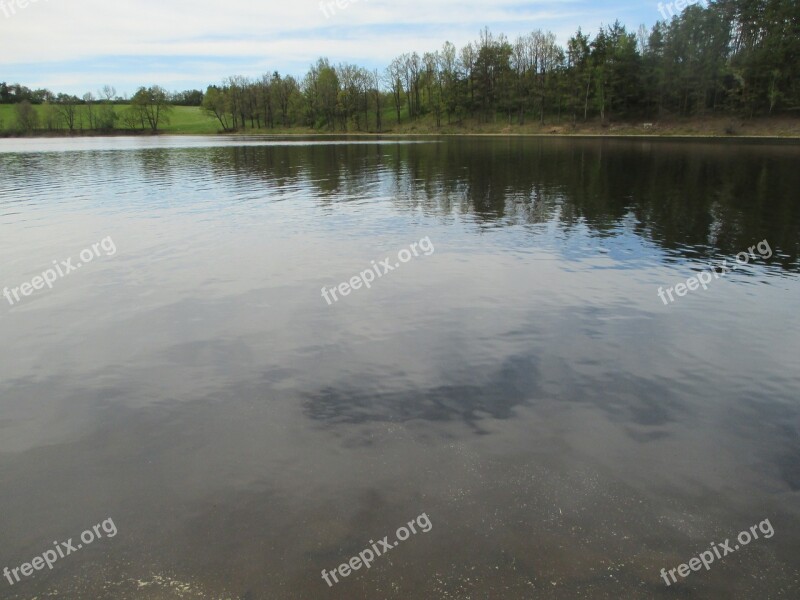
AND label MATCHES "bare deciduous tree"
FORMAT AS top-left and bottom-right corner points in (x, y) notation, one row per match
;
(15, 100), (39, 132)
